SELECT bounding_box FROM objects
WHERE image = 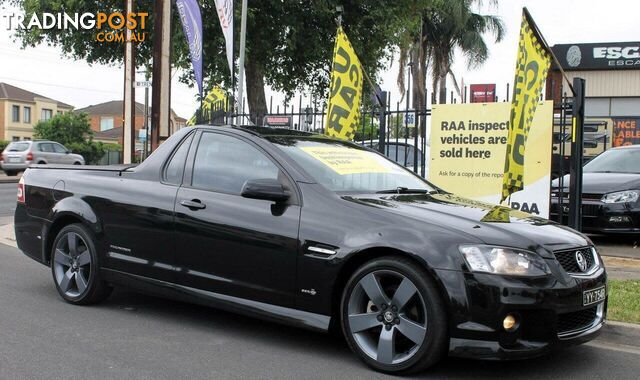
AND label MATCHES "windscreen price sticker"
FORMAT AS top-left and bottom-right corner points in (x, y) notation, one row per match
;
(301, 146), (390, 175)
